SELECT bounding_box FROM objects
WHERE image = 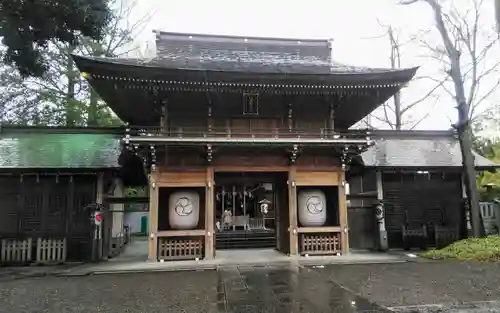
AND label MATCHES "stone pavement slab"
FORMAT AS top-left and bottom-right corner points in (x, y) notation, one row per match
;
(58, 250), (411, 276)
(0, 264), (82, 282)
